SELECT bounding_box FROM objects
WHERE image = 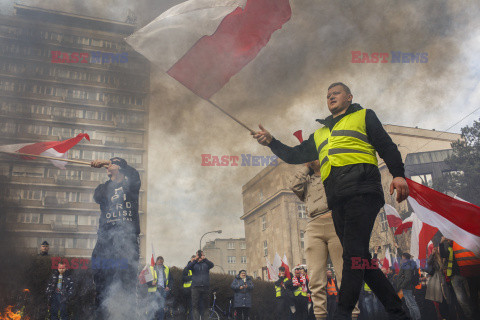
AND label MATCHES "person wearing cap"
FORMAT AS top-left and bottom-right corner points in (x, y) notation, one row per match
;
(253, 82), (409, 320)
(39, 241), (50, 256)
(231, 270), (254, 320)
(90, 157), (141, 319)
